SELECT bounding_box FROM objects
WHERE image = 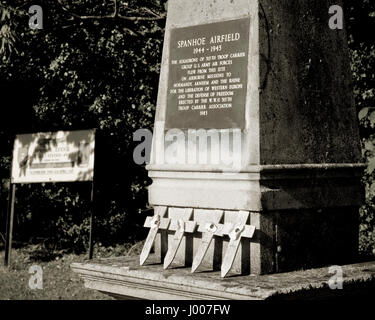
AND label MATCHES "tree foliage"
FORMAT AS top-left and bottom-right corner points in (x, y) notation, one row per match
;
(345, 0), (375, 255)
(0, 0), (167, 252)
